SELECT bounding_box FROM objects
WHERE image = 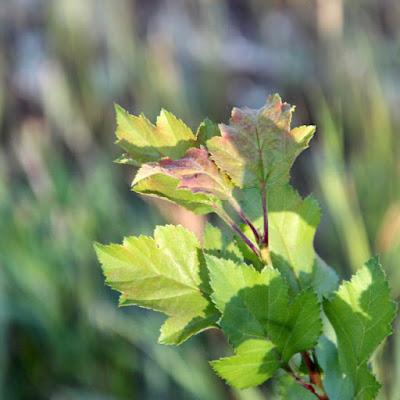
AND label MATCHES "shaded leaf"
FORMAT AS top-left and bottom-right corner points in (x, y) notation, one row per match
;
(206, 256), (322, 362)
(316, 337), (355, 400)
(268, 289), (322, 362)
(95, 225), (219, 345)
(207, 94), (315, 188)
(203, 223), (244, 263)
(312, 255), (339, 298)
